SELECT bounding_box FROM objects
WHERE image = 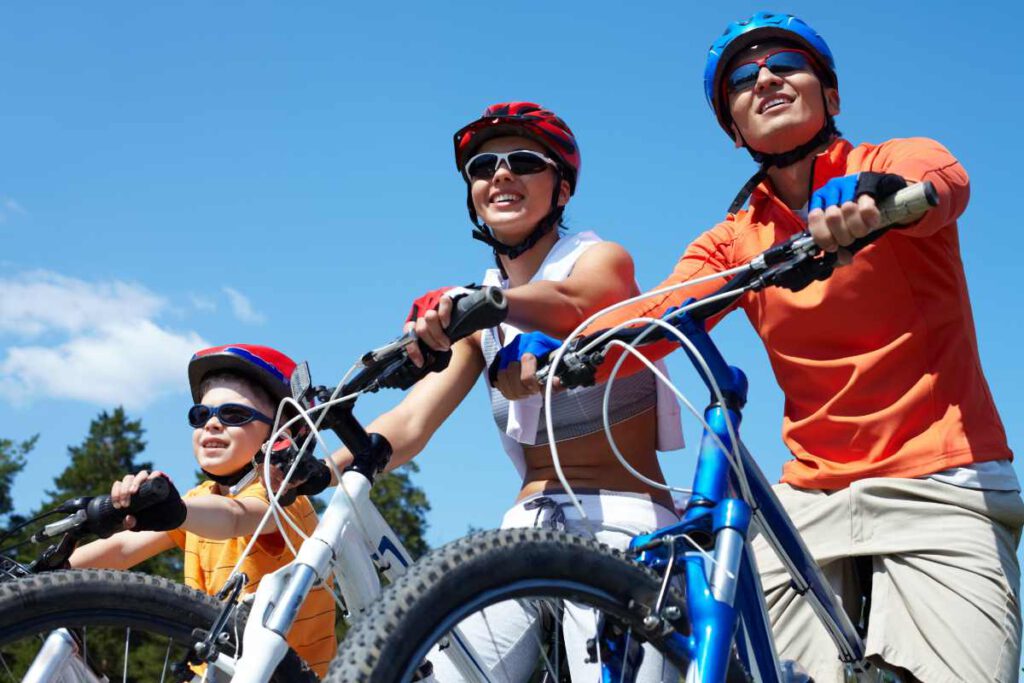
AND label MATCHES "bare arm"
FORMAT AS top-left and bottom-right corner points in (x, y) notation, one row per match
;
(70, 530), (175, 570)
(501, 242), (638, 337)
(180, 494), (278, 539)
(326, 333), (485, 482)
